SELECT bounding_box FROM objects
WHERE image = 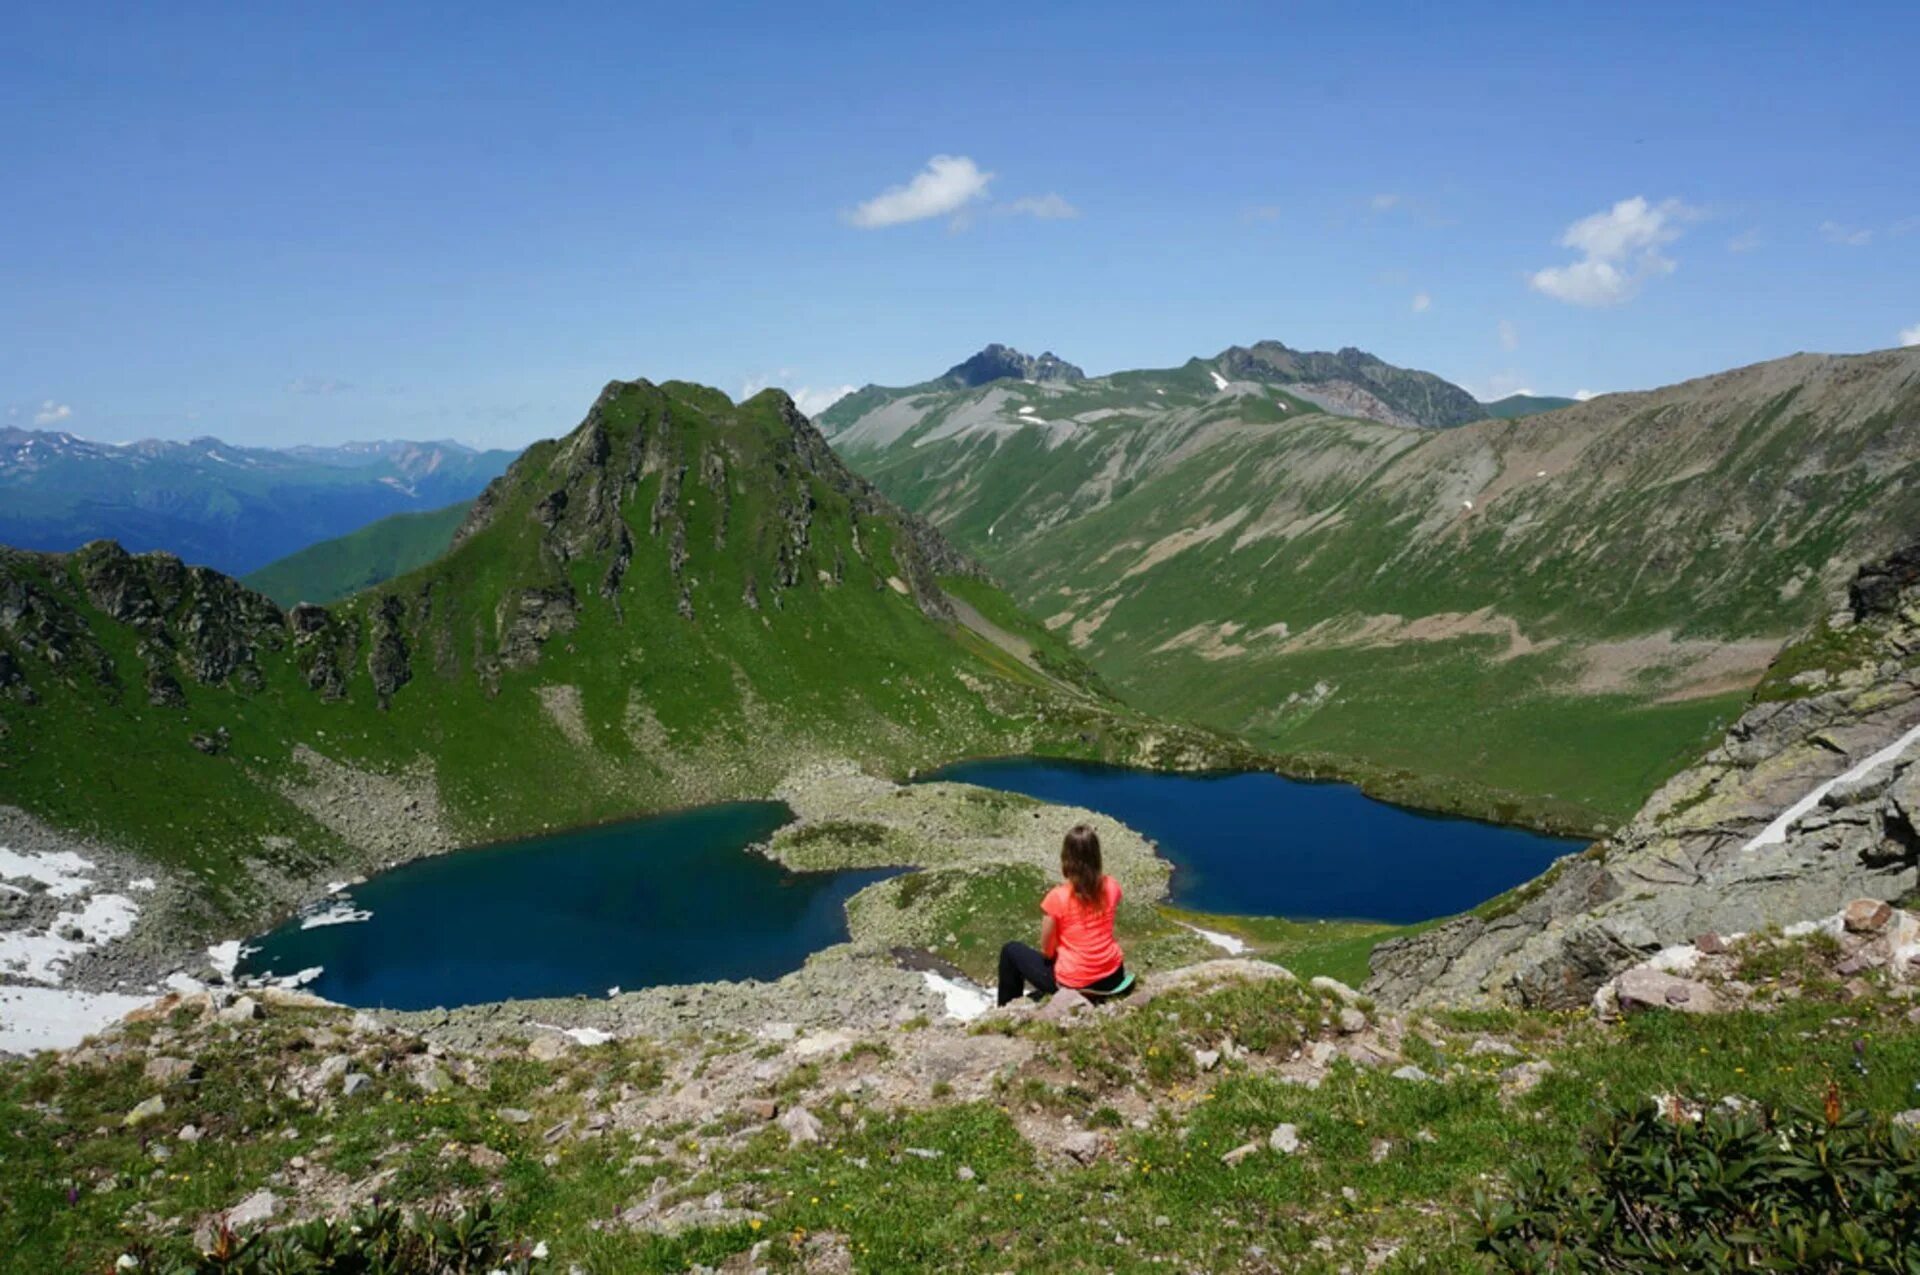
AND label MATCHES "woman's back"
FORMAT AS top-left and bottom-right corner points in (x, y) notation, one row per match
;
(1042, 874), (1123, 988)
